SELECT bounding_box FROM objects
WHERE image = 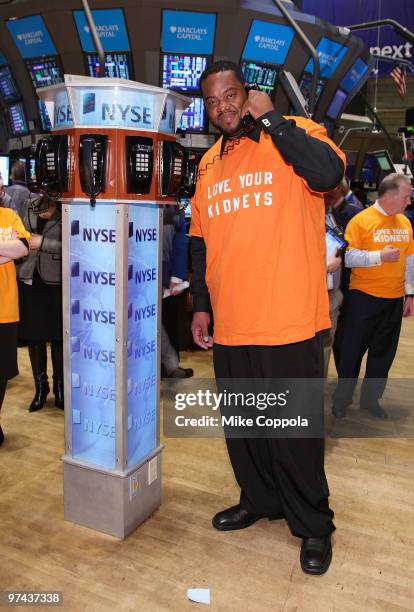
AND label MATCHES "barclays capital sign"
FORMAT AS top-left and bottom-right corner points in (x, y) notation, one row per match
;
(161, 9), (216, 55)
